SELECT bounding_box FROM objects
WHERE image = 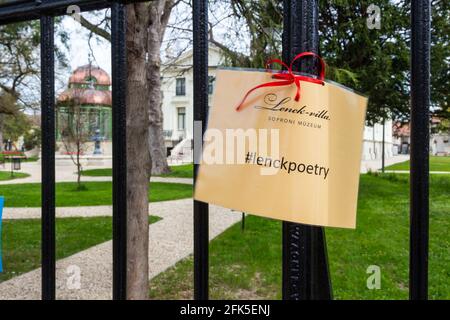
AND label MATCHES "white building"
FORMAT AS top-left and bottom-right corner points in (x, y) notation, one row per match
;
(431, 133), (450, 155)
(161, 46), (393, 162)
(160, 46), (223, 161)
(362, 120), (394, 160)
(392, 119), (450, 156)
(430, 117), (450, 156)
